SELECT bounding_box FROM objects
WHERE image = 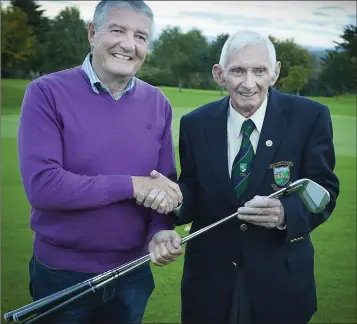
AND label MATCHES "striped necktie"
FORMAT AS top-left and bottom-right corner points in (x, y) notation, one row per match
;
(231, 119), (256, 197)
